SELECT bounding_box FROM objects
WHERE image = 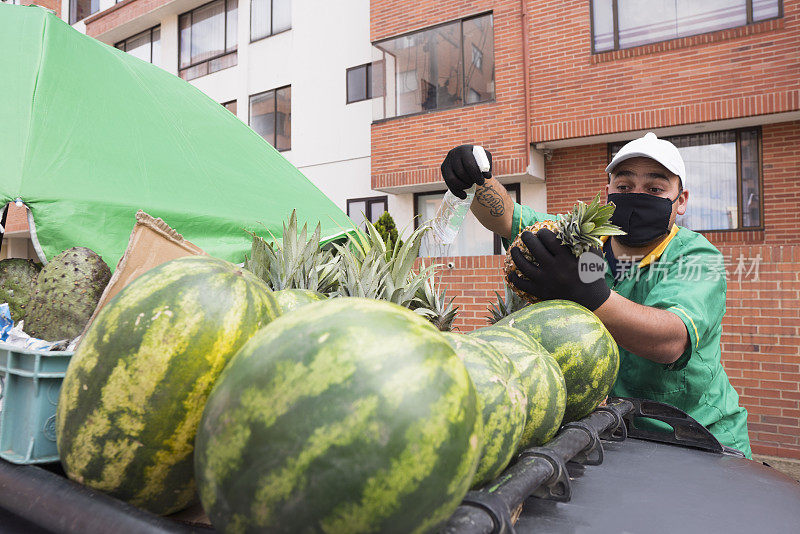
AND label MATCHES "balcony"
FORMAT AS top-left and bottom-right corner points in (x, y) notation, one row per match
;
(83, 0), (209, 44)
